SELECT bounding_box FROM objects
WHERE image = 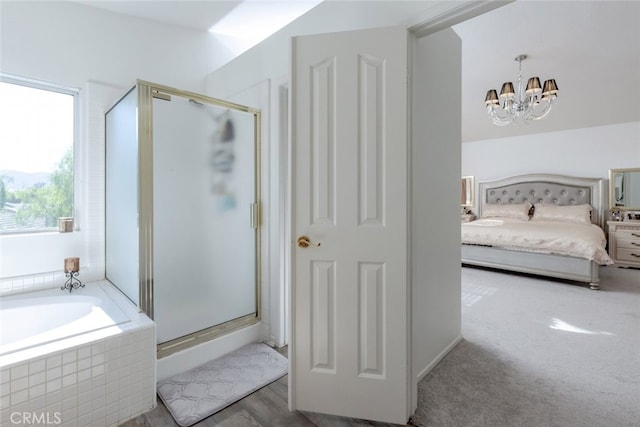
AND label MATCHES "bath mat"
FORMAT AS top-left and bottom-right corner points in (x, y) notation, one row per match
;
(157, 342), (288, 427)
